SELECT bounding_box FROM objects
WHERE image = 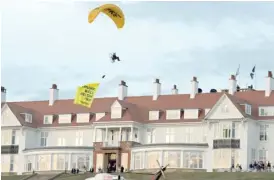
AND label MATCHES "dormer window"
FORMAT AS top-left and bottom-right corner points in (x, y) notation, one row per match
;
(149, 111), (159, 120)
(245, 104), (252, 115)
(111, 107), (122, 119)
(43, 115), (52, 124)
(25, 113), (32, 123)
(58, 114), (72, 124)
(184, 109), (199, 119)
(166, 109), (181, 120)
(76, 113), (90, 123)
